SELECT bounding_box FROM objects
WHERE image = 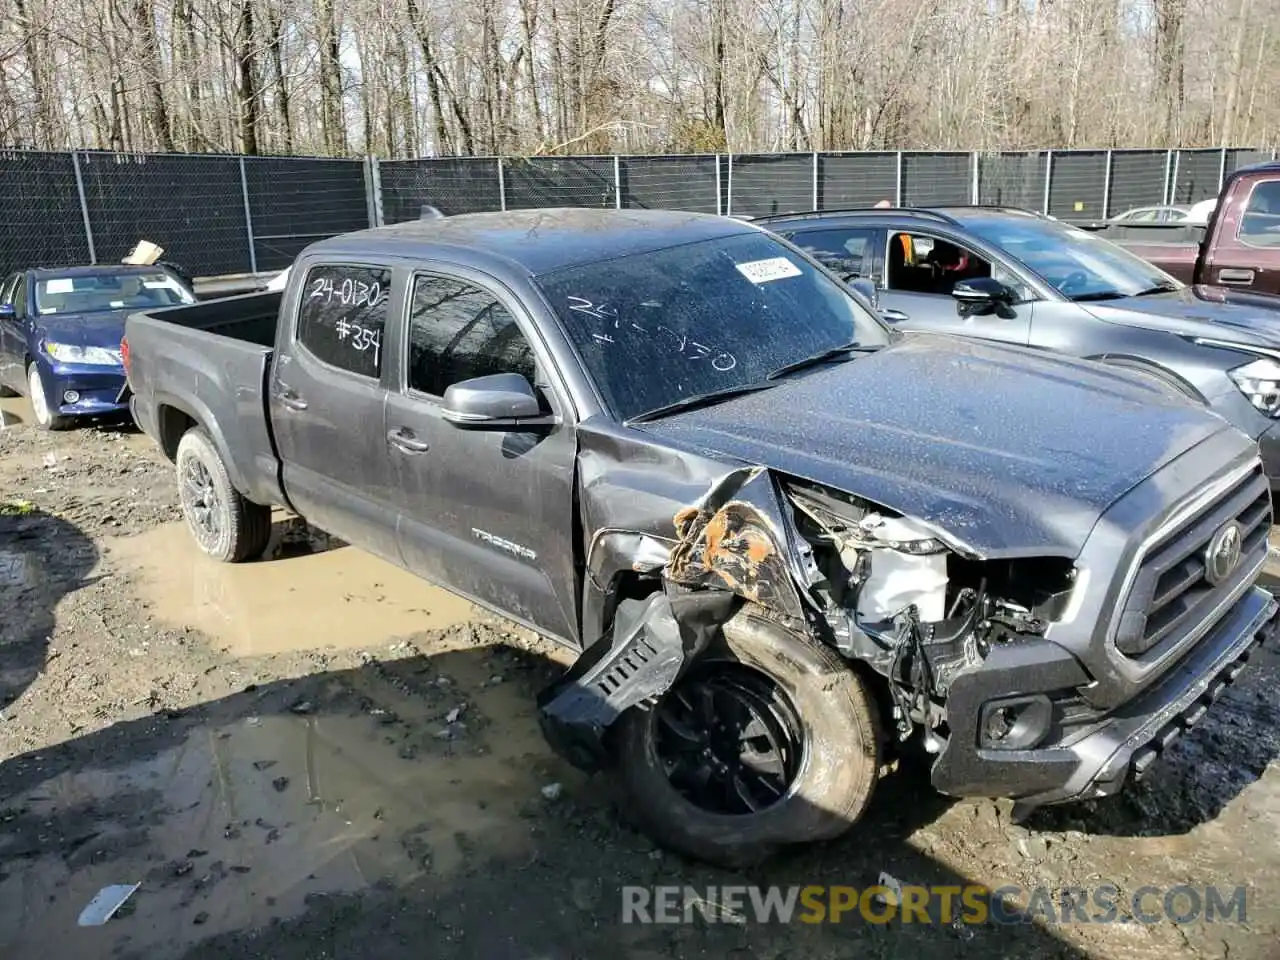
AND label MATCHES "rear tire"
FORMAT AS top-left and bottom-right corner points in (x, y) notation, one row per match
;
(176, 427), (272, 563)
(27, 364), (71, 430)
(611, 604), (882, 867)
